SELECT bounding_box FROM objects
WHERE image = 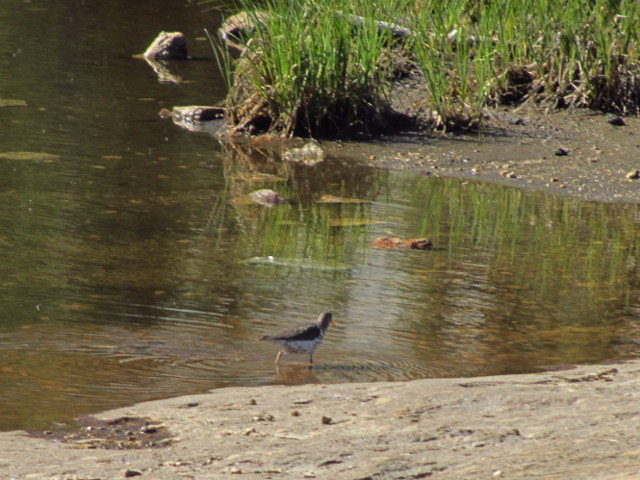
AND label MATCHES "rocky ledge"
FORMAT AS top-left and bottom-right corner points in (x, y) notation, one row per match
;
(1, 359), (639, 479)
